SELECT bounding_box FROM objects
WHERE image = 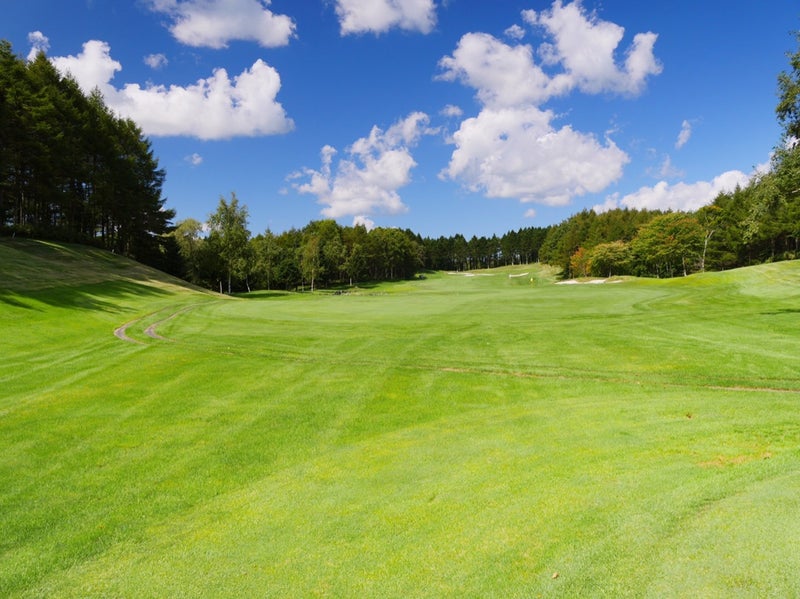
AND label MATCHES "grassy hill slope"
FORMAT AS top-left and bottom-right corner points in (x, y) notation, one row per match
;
(2, 239), (800, 597)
